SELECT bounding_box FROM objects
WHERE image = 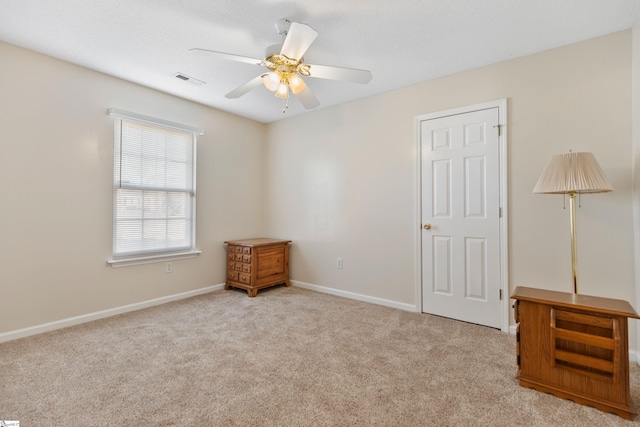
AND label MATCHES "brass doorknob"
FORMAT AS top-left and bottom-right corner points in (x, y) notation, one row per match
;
(423, 223), (431, 230)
